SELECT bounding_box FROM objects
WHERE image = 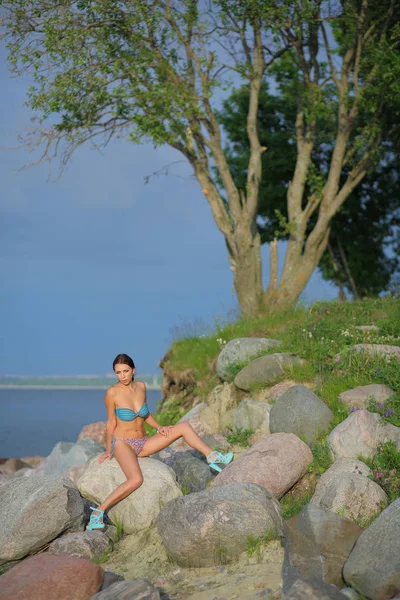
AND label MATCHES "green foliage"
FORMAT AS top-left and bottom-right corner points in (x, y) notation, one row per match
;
(307, 437), (333, 475)
(280, 493), (312, 521)
(364, 441), (400, 502)
(245, 530), (275, 559)
(225, 427), (254, 448)
(114, 517), (125, 542)
(92, 549), (111, 564)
